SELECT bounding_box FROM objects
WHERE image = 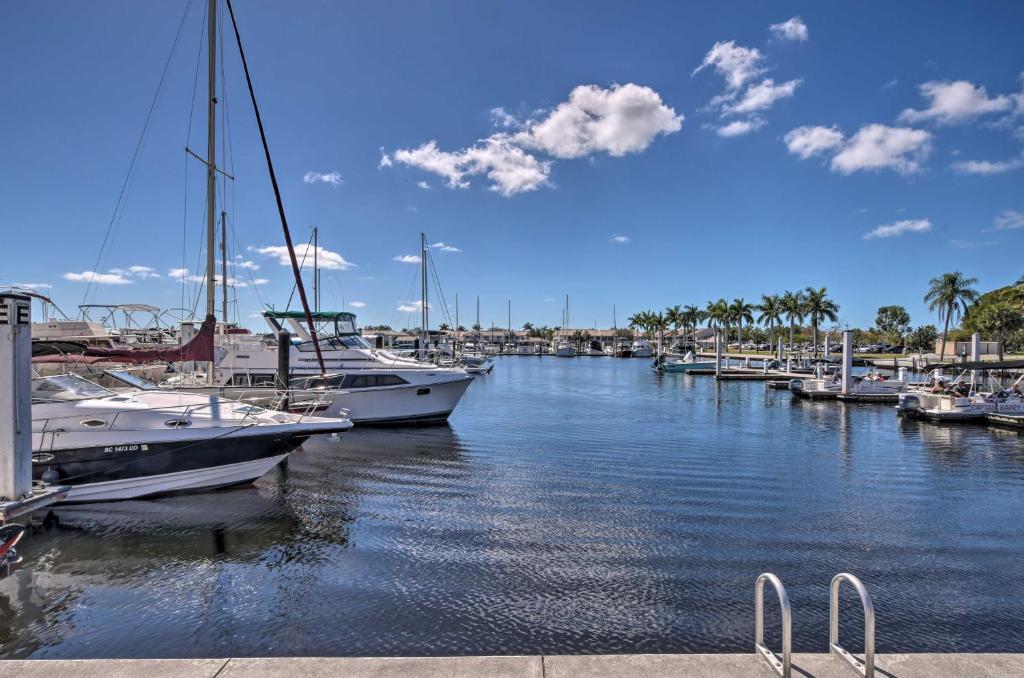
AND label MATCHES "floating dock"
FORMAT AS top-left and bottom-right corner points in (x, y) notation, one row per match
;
(987, 412), (1024, 429)
(3, 653), (1023, 677)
